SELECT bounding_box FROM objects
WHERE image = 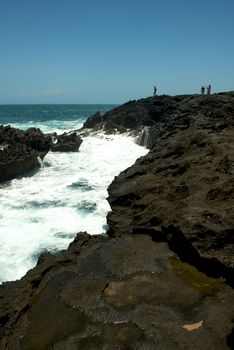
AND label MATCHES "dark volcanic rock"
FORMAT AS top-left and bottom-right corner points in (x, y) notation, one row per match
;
(81, 98), (159, 134)
(50, 132), (83, 152)
(82, 111), (104, 129)
(81, 92), (234, 148)
(0, 126), (52, 182)
(0, 232), (233, 349)
(107, 92), (234, 286)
